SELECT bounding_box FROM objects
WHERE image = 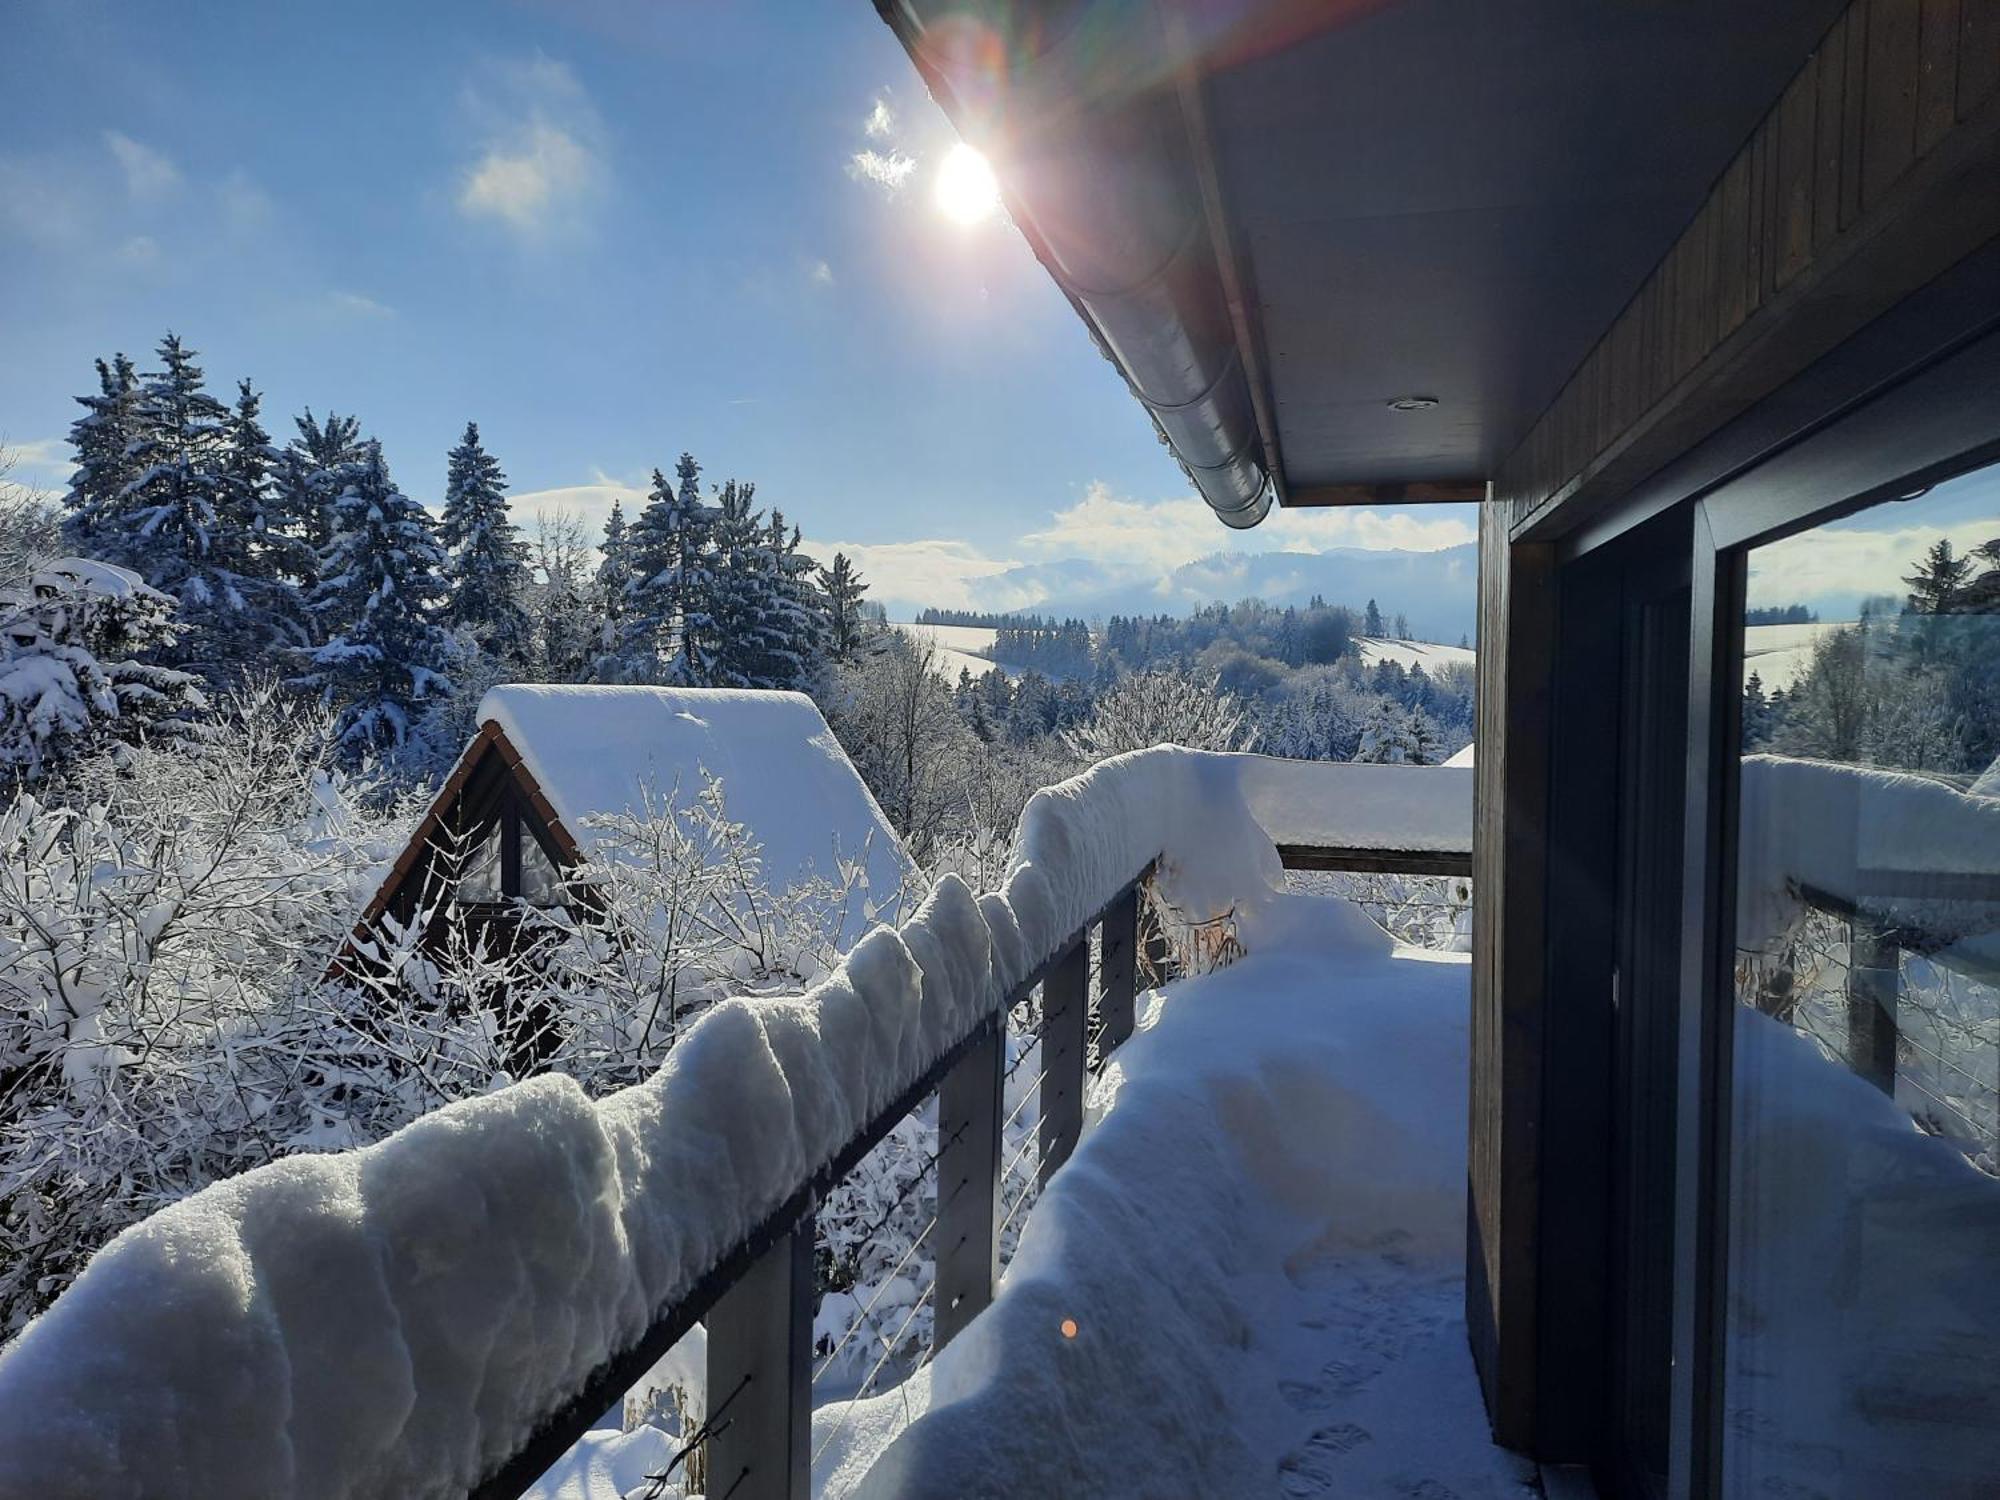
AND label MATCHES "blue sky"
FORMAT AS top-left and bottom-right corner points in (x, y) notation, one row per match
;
(0, 0), (1476, 617)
